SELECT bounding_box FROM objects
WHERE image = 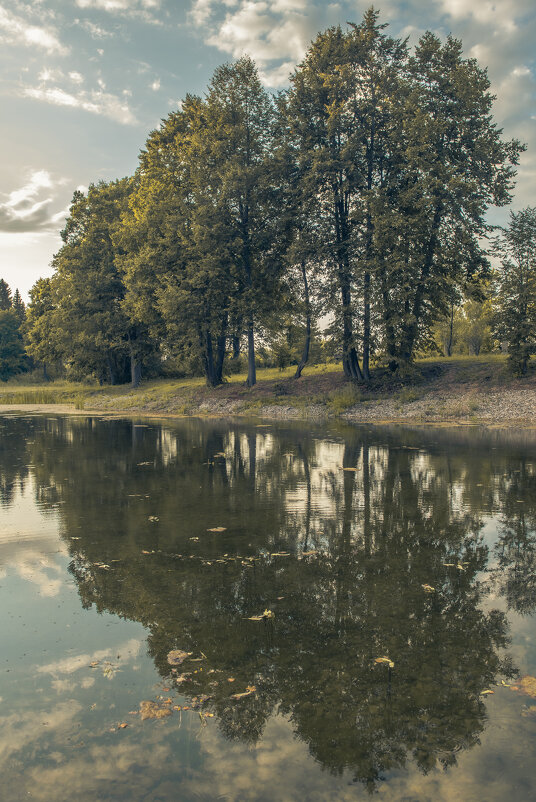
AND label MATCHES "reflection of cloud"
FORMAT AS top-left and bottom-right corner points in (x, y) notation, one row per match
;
(37, 638), (143, 677)
(0, 701), (82, 766)
(14, 551), (63, 597)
